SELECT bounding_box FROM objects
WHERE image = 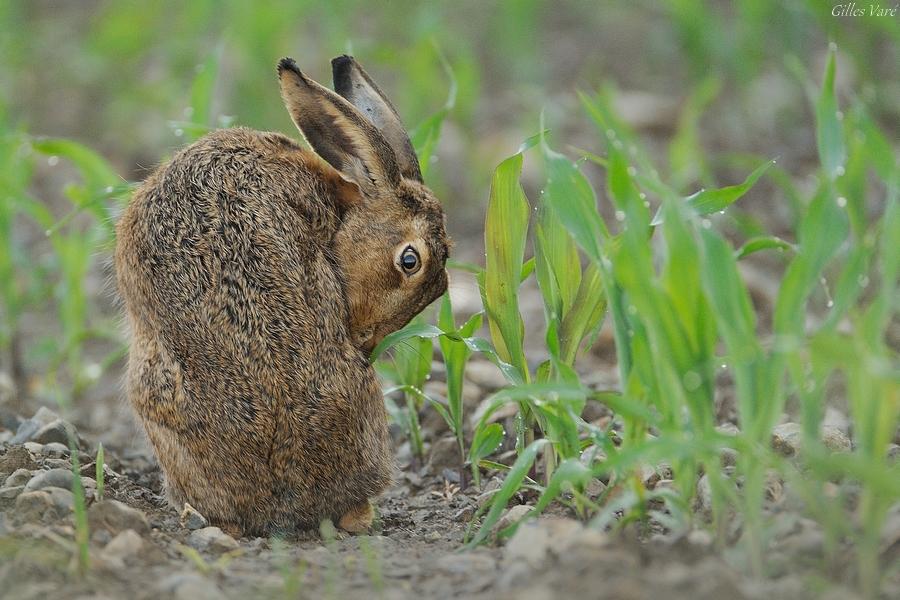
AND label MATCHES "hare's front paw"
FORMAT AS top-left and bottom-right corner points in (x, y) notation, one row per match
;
(338, 502), (373, 533)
